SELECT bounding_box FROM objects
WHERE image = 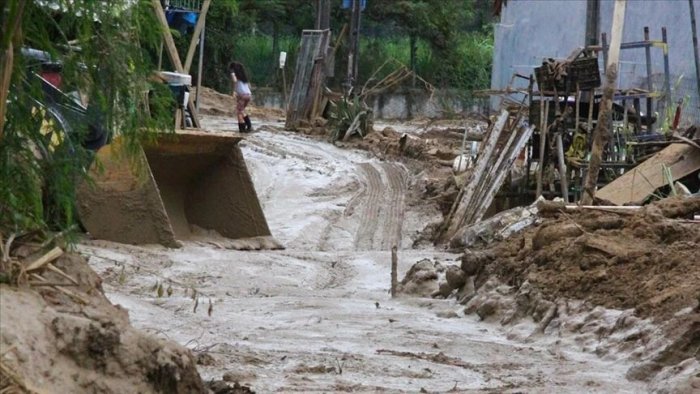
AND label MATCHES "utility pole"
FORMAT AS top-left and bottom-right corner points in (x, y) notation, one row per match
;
(315, 0), (330, 30)
(581, 0), (626, 205)
(585, 0), (600, 46)
(689, 0), (700, 100)
(345, 0), (362, 94)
